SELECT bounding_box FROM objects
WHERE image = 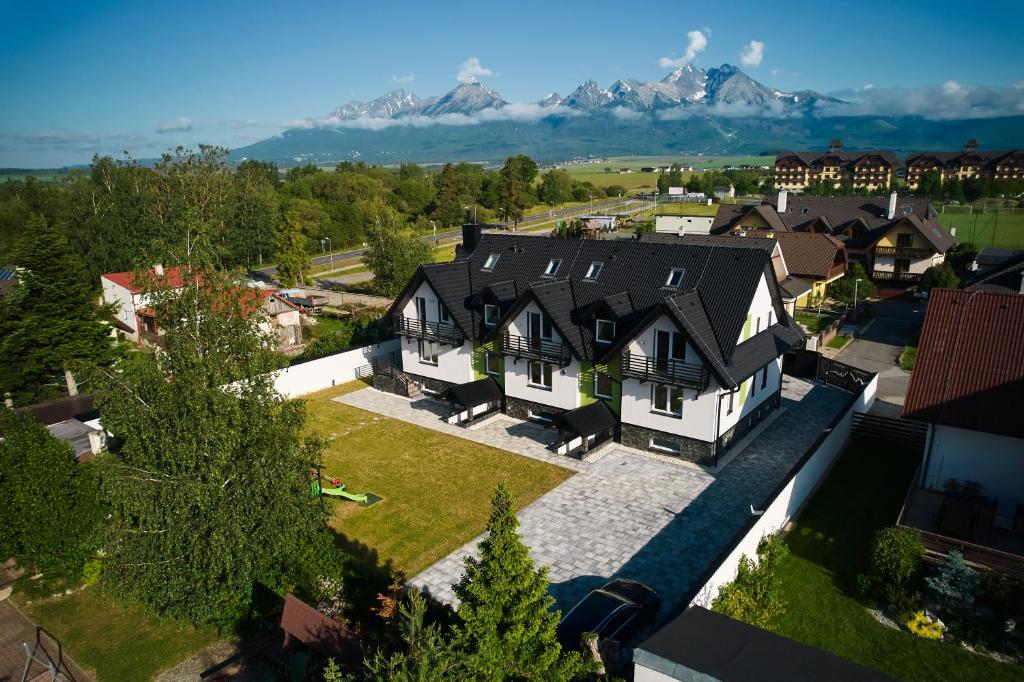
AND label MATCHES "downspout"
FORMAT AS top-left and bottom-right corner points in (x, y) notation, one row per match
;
(714, 388), (725, 468)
